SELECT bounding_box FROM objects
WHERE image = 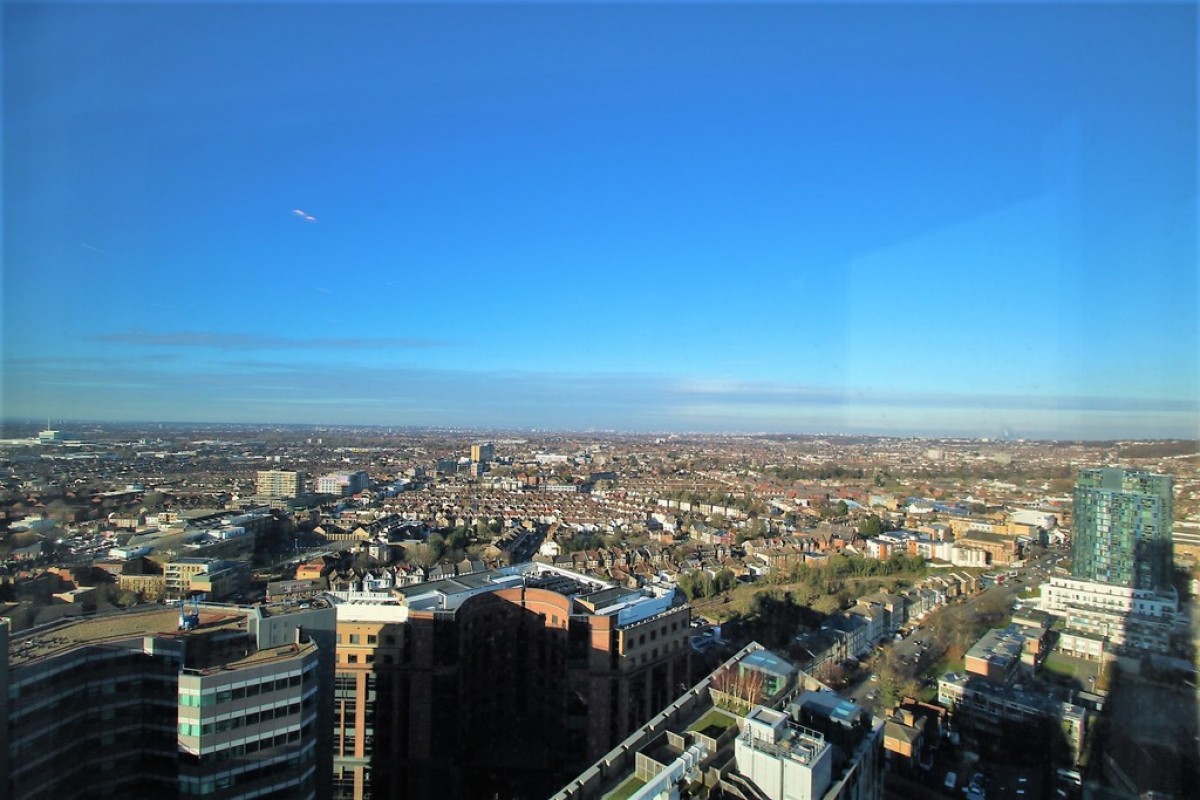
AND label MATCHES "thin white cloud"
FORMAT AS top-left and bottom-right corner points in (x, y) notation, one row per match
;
(5, 357), (1196, 439)
(92, 330), (449, 350)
